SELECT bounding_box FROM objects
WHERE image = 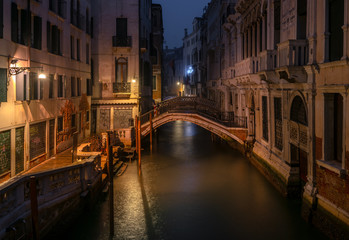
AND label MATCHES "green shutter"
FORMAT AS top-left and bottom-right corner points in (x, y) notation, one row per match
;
(0, 68), (7, 102)
(0, 0), (3, 38)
